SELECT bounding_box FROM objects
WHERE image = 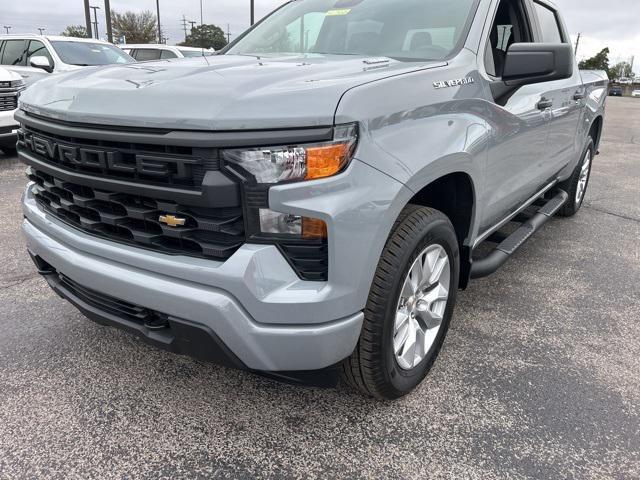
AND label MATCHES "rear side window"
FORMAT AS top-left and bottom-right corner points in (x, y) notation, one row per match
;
(28, 40), (54, 66)
(533, 2), (563, 43)
(1, 40), (27, 66)
(160, 49), (178, 59)
(133, 49), (162, 61)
